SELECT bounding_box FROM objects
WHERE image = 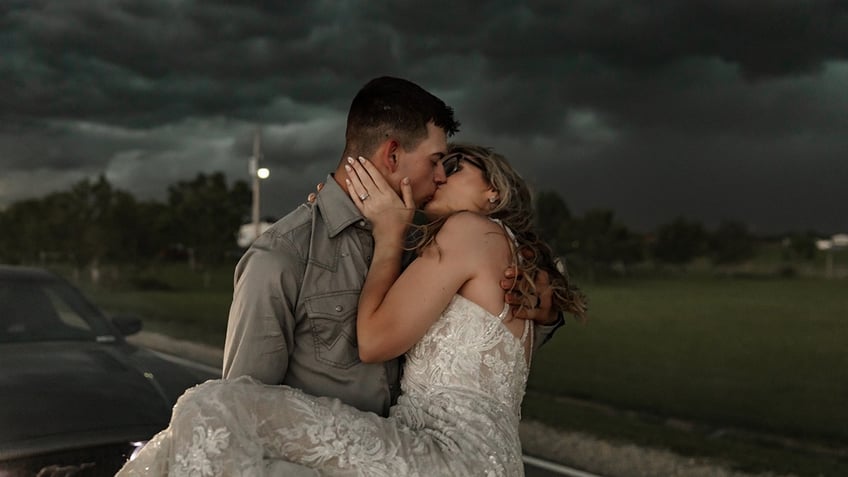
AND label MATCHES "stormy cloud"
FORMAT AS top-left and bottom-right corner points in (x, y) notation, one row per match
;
(2, 0), (847, 233)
